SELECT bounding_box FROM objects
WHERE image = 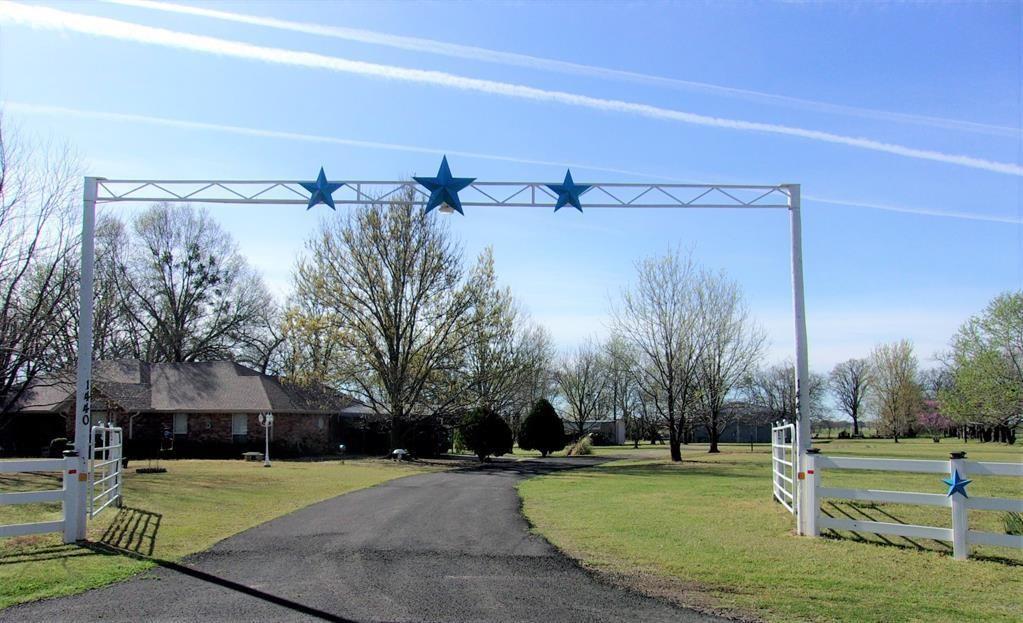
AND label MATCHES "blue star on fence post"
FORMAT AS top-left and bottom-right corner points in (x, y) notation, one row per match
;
(413, 156), (475, 214)
(942, 470), (972, 498)
(547, 169), (591, 212)
(300, 167), (343, 210)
